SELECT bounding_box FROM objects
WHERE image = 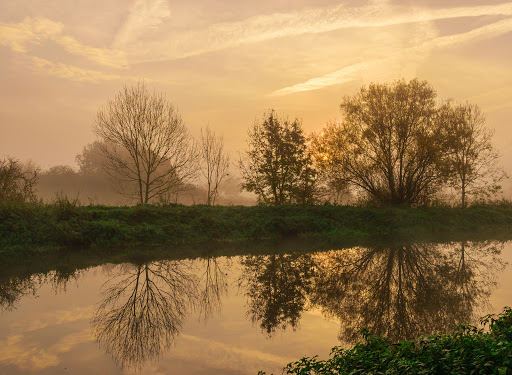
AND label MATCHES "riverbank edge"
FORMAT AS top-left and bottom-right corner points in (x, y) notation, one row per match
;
(1, 203), (512, 253)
